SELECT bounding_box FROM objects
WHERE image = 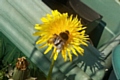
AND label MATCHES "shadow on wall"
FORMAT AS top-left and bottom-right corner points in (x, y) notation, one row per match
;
(52, 43), (105, 80)
(79, 45), (104, 71)
(77, 44), (105, 73)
